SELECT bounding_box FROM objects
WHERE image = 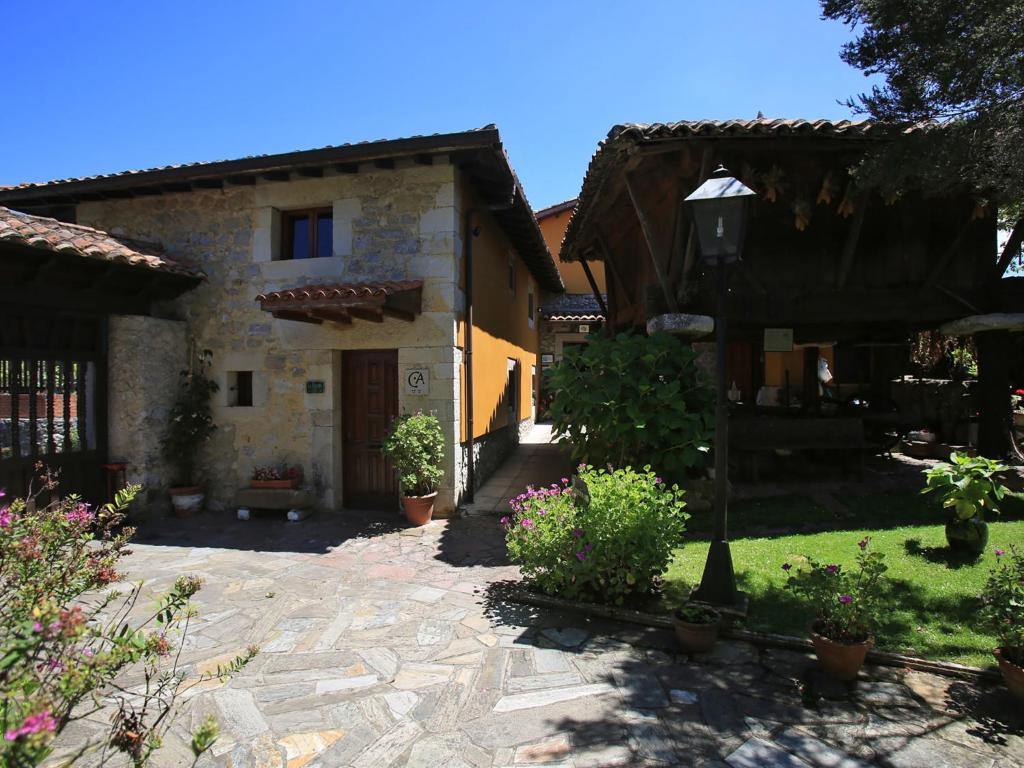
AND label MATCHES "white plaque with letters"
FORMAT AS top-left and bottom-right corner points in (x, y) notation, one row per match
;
(405, 367), (429, 396)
